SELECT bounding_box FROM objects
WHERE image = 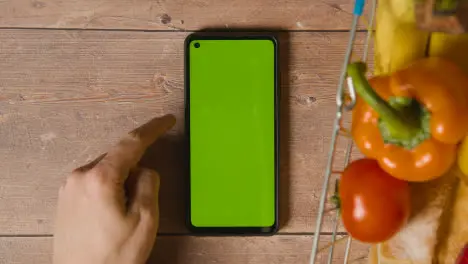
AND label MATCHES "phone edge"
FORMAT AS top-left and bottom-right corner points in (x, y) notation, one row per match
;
(184, 32), (280, 236)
